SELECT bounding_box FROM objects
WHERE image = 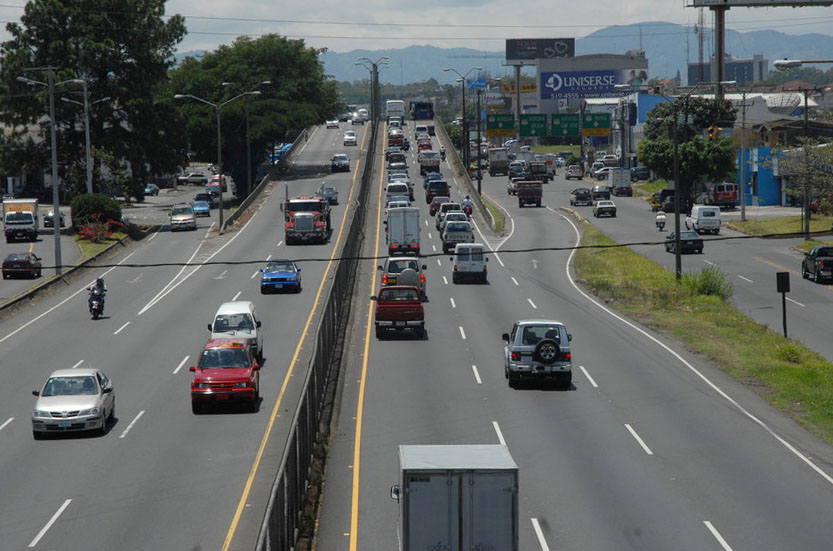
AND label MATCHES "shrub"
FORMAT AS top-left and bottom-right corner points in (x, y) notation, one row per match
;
(682, 265), (734, 300)
(70, 193), (122, 231)
(76, 212), (124, 243)
(775, 342), (804, 364)
(566, 155), (579, 166)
